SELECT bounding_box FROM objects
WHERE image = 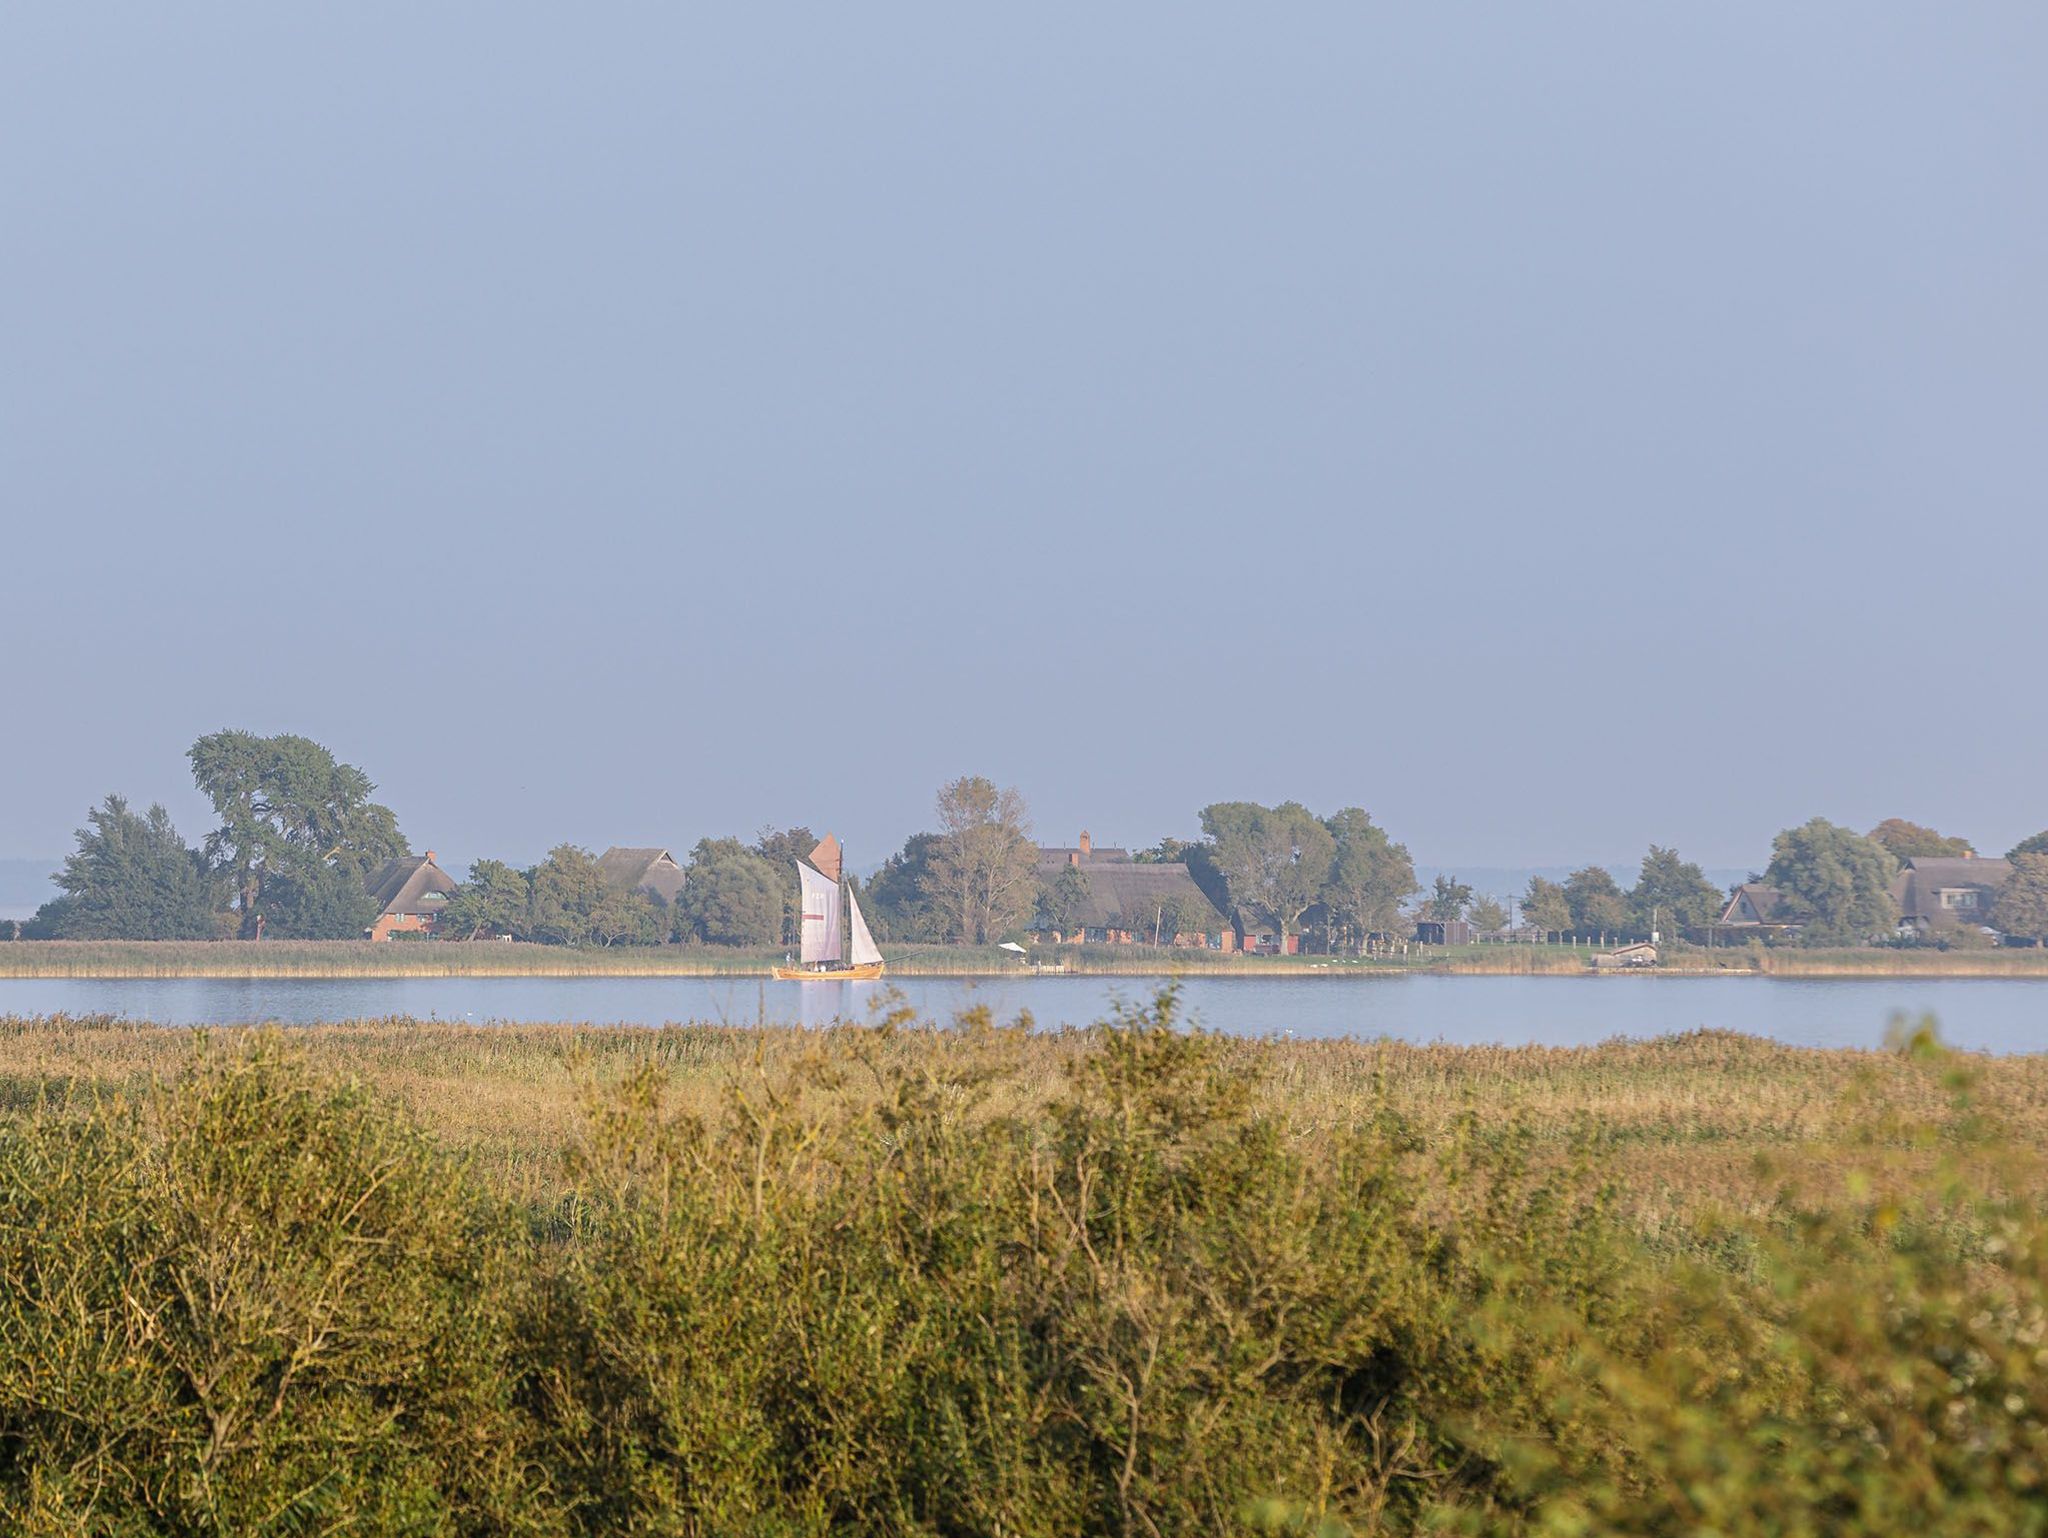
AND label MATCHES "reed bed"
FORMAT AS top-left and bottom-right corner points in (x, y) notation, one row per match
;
(0, 999), (2043, 1532)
